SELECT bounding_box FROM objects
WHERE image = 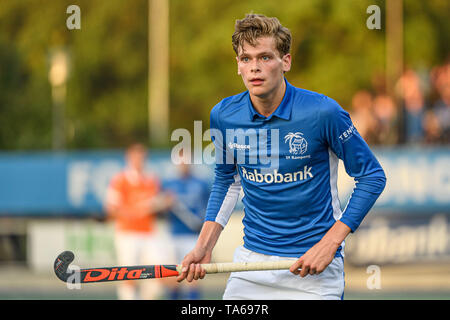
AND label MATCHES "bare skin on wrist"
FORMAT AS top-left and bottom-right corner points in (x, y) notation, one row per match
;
(289, 221), (351, 277)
